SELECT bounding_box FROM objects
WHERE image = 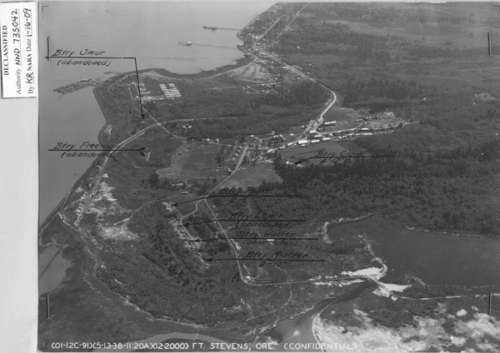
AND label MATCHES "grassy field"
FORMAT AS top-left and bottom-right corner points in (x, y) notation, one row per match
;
(322, 107), (363, 123)
(182, 144), (219, 178)
(226, 62), (273, 83)
(223, 163), (282, 189)
(125, 136), (181, 168)
(281, 141), (349, 165)
(157, 142), (220, 181)
(337, 140), (367, 153)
